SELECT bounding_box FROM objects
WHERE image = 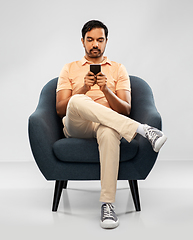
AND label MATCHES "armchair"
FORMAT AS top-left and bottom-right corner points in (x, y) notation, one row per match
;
(28, 76), (161, 212)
